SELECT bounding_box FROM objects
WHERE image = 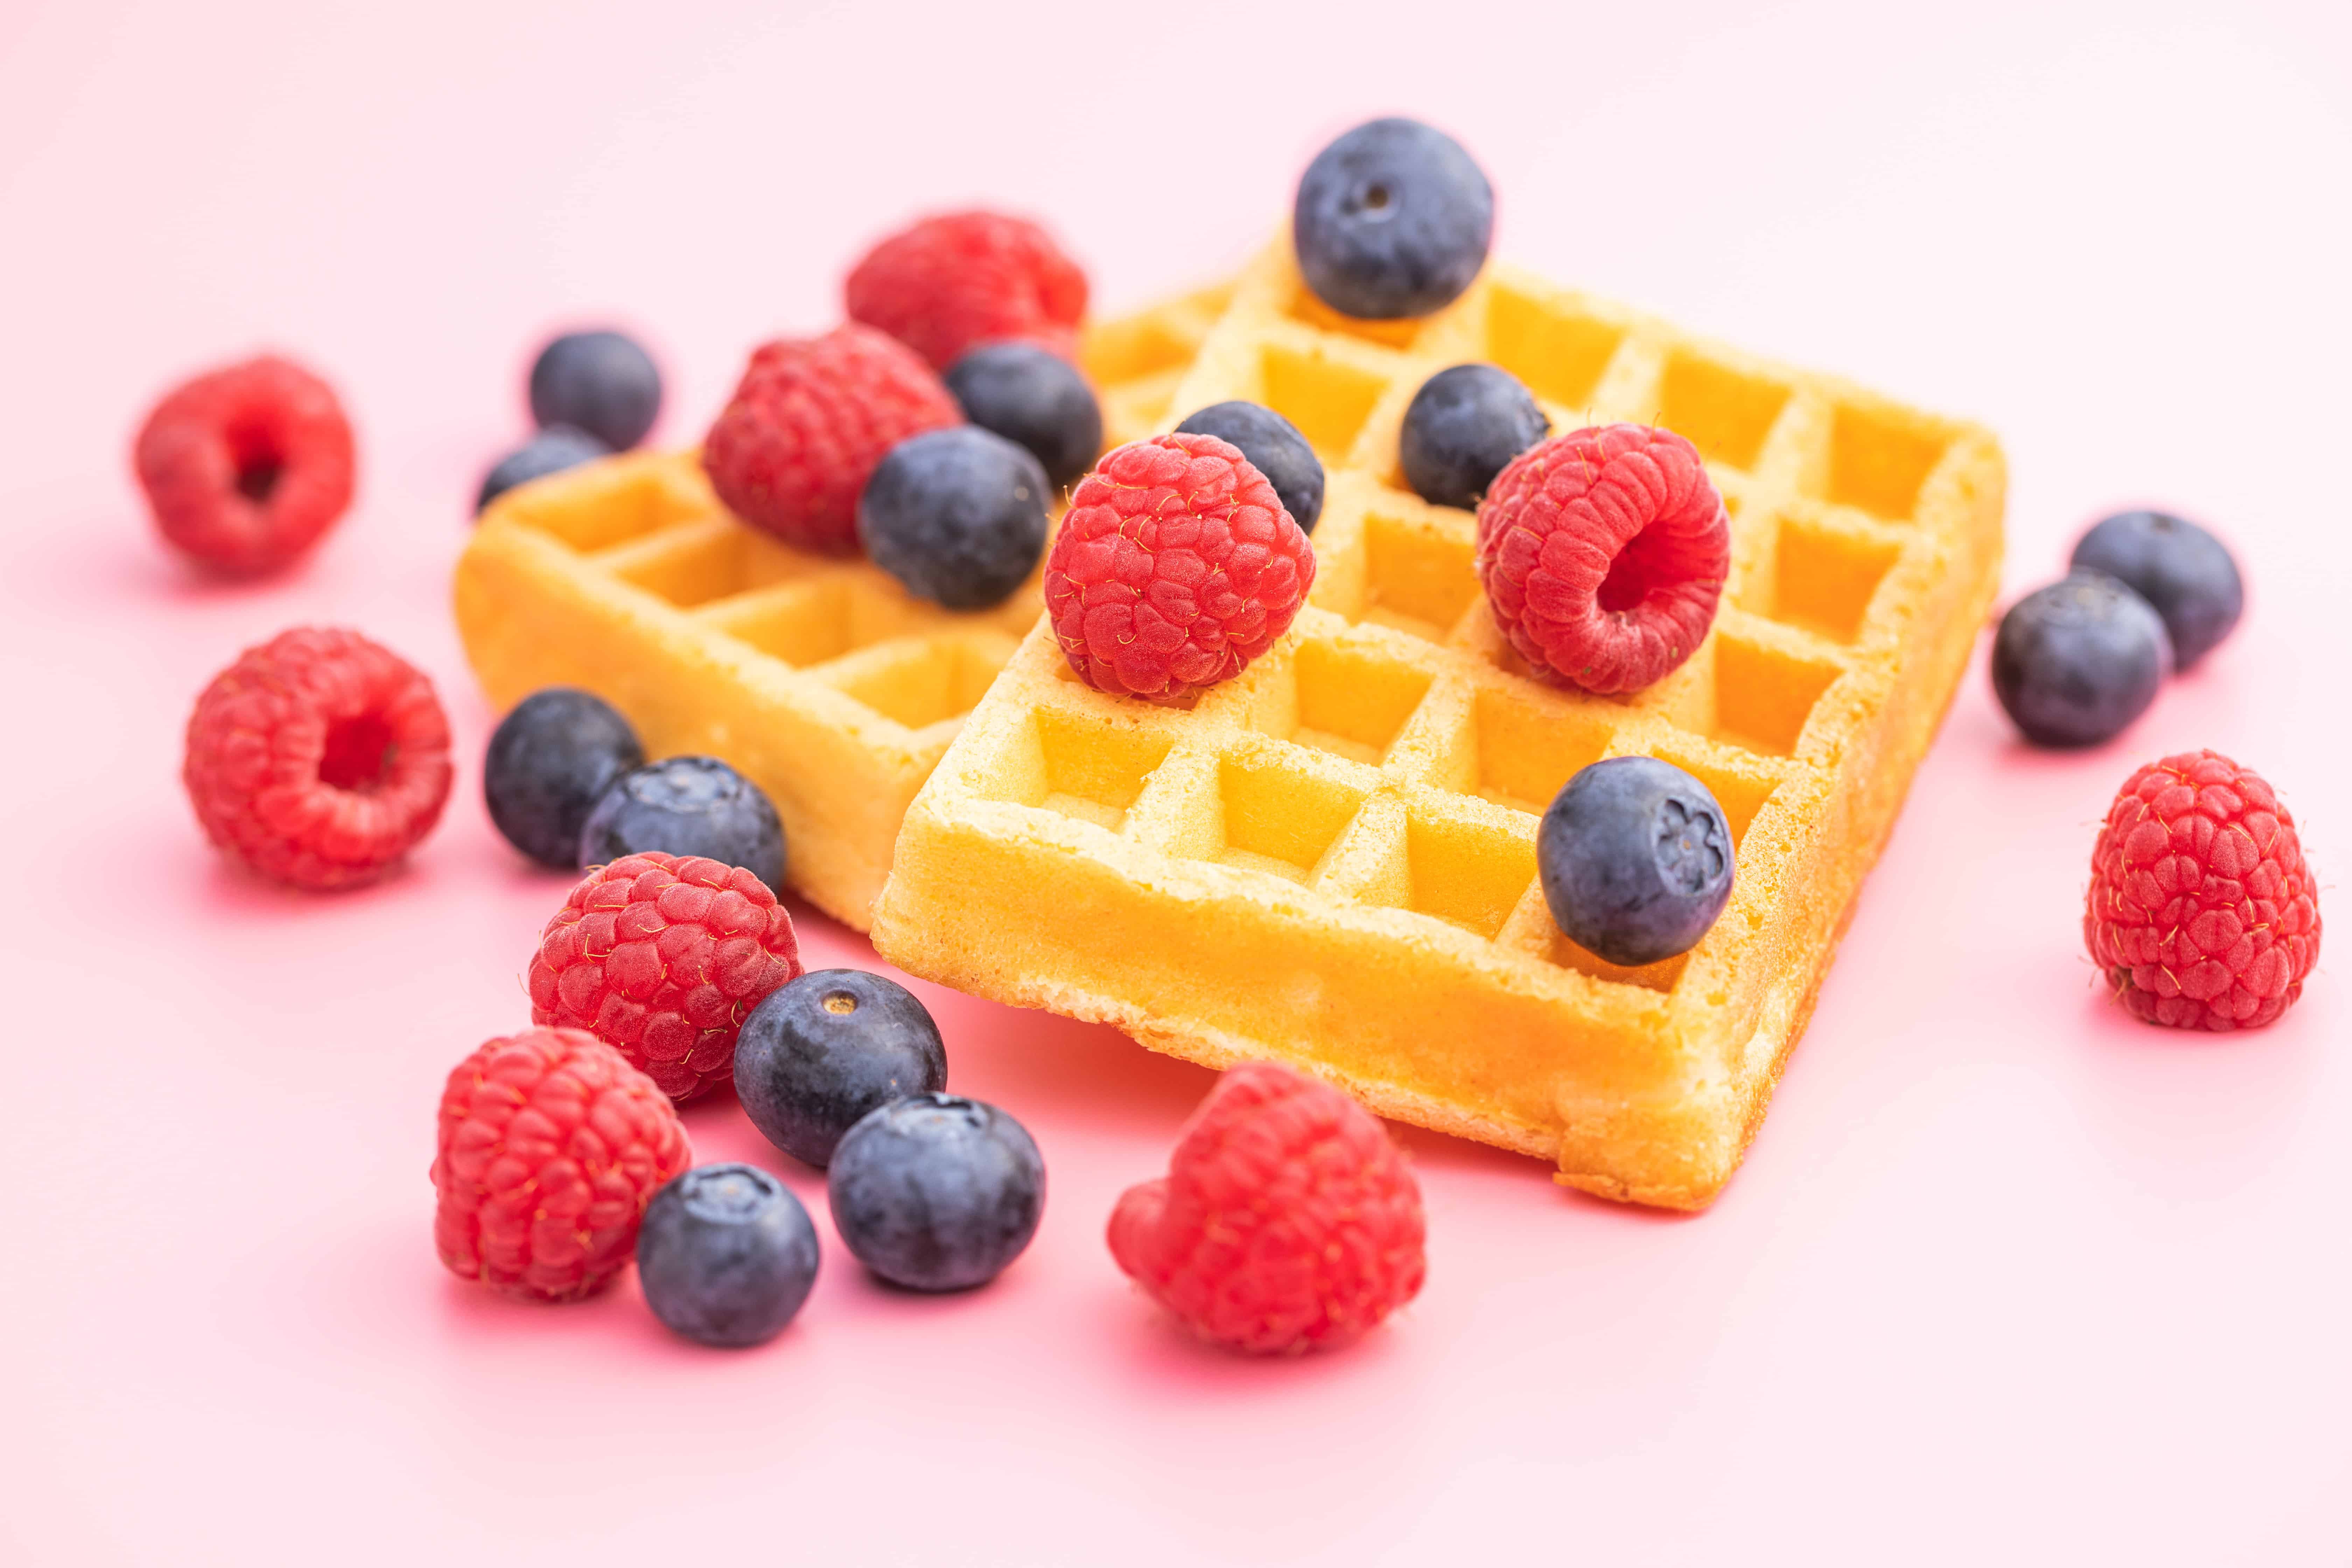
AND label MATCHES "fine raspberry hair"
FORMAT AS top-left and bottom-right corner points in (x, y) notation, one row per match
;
(702, 324), (960, 554)
(432, 1028), (691, 1302)
(1475, 423), (1730, 694)
(2085, 750), (2322, 1031)
(528, 852), (804, 1102)
(845, 210), (1088, 370)
(1108, 1062), (1426, 1356)
(1044, 432), (1316, 702)
(133, 355), (356, 575)
(182, 626), (452, 890)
